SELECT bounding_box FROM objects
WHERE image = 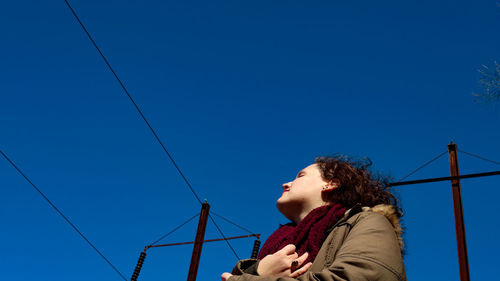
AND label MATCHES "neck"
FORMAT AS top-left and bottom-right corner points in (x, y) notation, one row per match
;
(278, 202), (329, 224)
(292, 204), (324, 223)
(294, 209), (312, 223)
